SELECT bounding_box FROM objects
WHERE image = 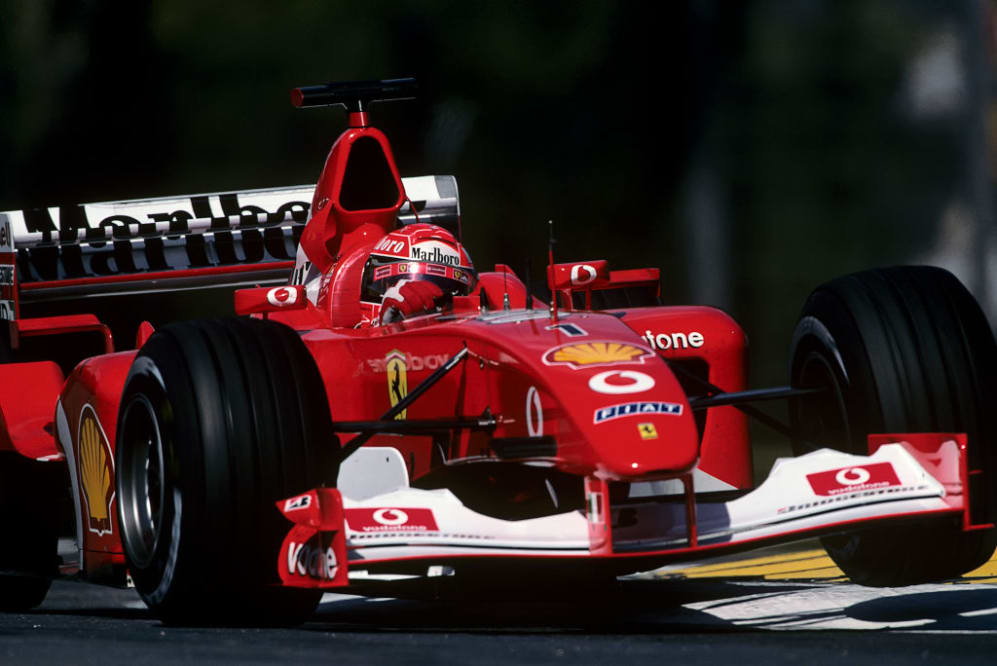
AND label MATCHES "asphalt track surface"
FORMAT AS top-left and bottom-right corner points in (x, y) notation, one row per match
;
(4, 542), (997, 665)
